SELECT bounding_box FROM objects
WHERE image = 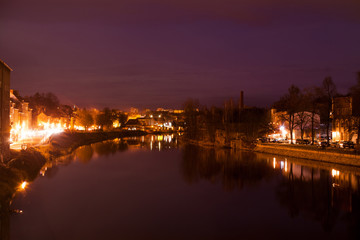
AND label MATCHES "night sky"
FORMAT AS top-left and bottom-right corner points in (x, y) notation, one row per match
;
(1, 0), (360, 110)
